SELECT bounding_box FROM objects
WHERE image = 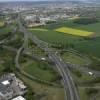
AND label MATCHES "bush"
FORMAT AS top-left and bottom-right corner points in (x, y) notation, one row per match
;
(85, 88), (98, 96)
